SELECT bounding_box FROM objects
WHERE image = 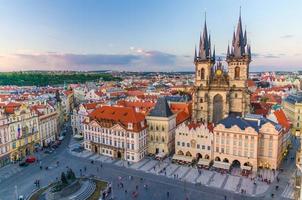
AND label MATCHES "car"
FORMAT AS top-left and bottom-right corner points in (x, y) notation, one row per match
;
(18, 195), (24, 200)
(72, 147), (83, 153)
(19, 162), (29, 167)
(25, 156), (36, 163)
(51, 144), (58, 149)
(58, 136), (64, 141)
